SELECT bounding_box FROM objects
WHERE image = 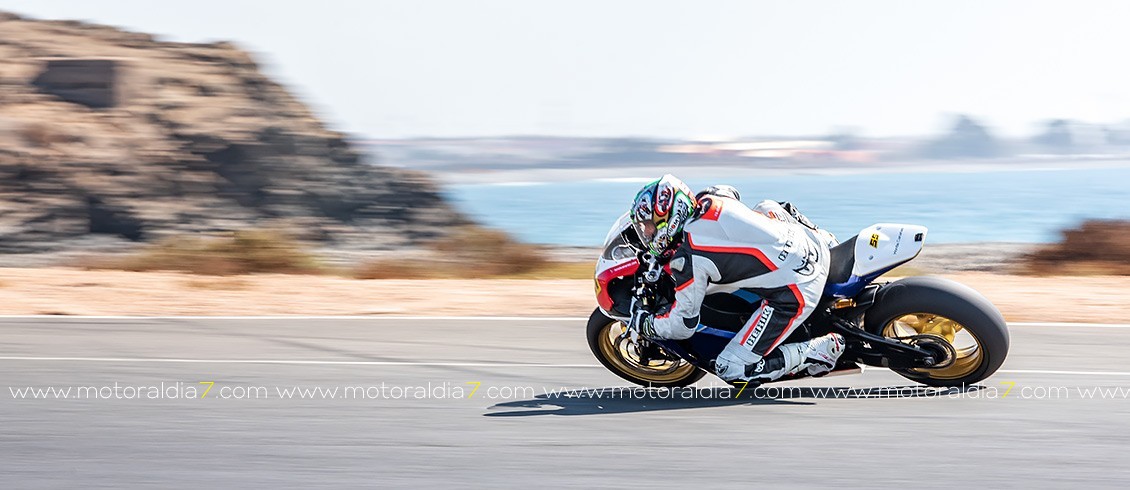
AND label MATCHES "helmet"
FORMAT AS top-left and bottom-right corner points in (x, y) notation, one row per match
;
(696, 184), (741, 202)
(630, 174), (697, 255)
